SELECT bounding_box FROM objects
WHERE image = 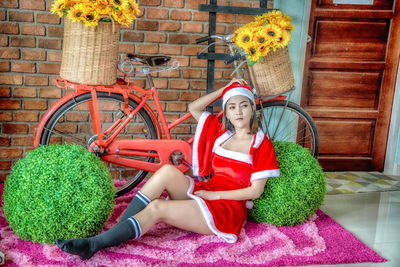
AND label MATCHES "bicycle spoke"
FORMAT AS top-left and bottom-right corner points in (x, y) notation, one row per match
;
(43, 127), (87, 146)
